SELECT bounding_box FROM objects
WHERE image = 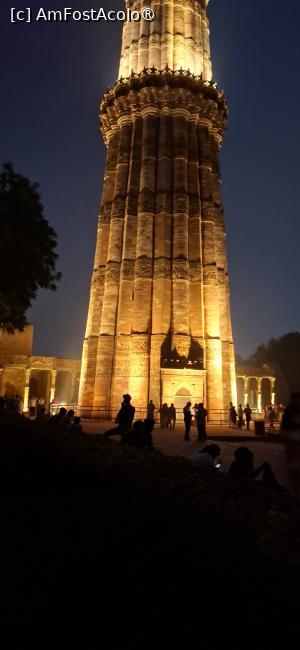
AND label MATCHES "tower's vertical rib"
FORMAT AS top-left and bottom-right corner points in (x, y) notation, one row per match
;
(78, 129), (119, 407)
(161, 0), (174, 70)
(110, 114), (143, 406)
(150, 108), (172, 406)
(188, 114), (204, 345)
(93, 120), (132, 407)
(149, 0), (161, 69)
(199, 122), (223, 411)
(172, 108), (190, 357)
